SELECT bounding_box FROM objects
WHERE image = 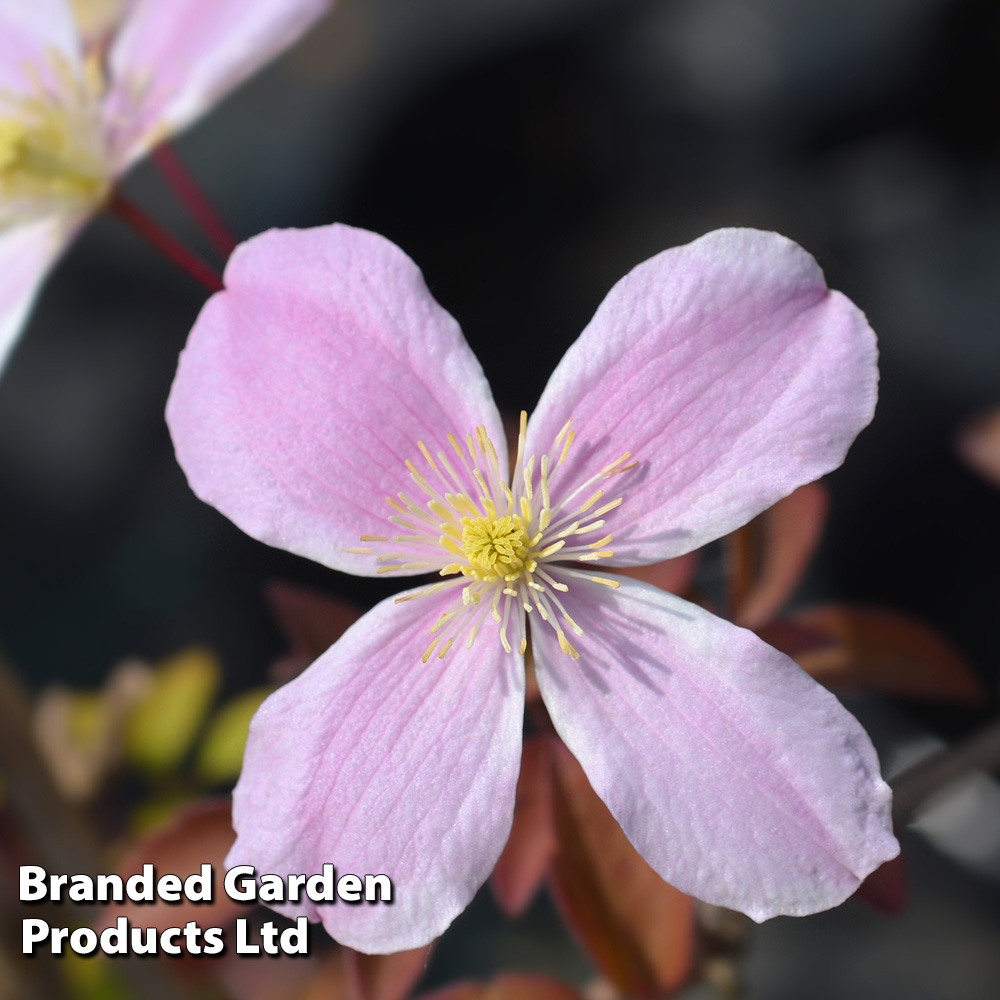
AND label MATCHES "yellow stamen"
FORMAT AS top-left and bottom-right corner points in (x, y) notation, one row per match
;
(363, 419), (638, 660)
(460, 514), (529, 580)
(554, 418), (574, 447)
(558, 430), (576, 465)
(0, 53), (109, 224)
(557, 630), (580, 659)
